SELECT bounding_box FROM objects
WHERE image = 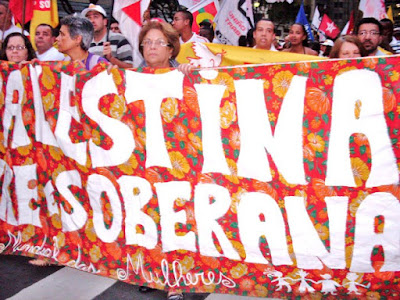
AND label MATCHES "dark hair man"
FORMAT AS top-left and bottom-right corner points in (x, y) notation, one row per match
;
(172, 9), (208, 44)
(253, 19), (277, 51)
(35, 24), (65, 61)
(82, 4), (133, 68)
(355, 17), (386, 56)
